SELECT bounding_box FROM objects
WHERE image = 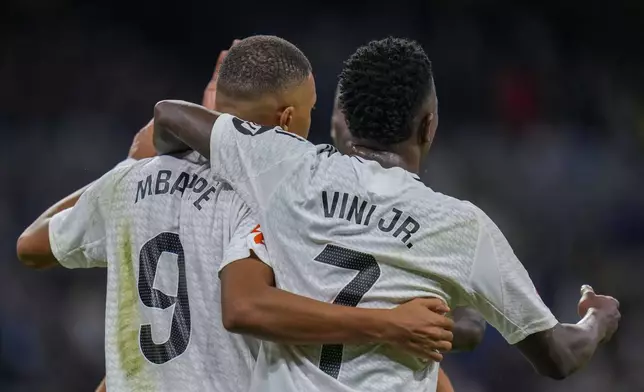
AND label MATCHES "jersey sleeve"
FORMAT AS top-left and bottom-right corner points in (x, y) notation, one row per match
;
(220, 197), (271, 273)
(208, 113), (314, 213)
(48, 177), (112, 269)
(463, 207), (558, 345)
